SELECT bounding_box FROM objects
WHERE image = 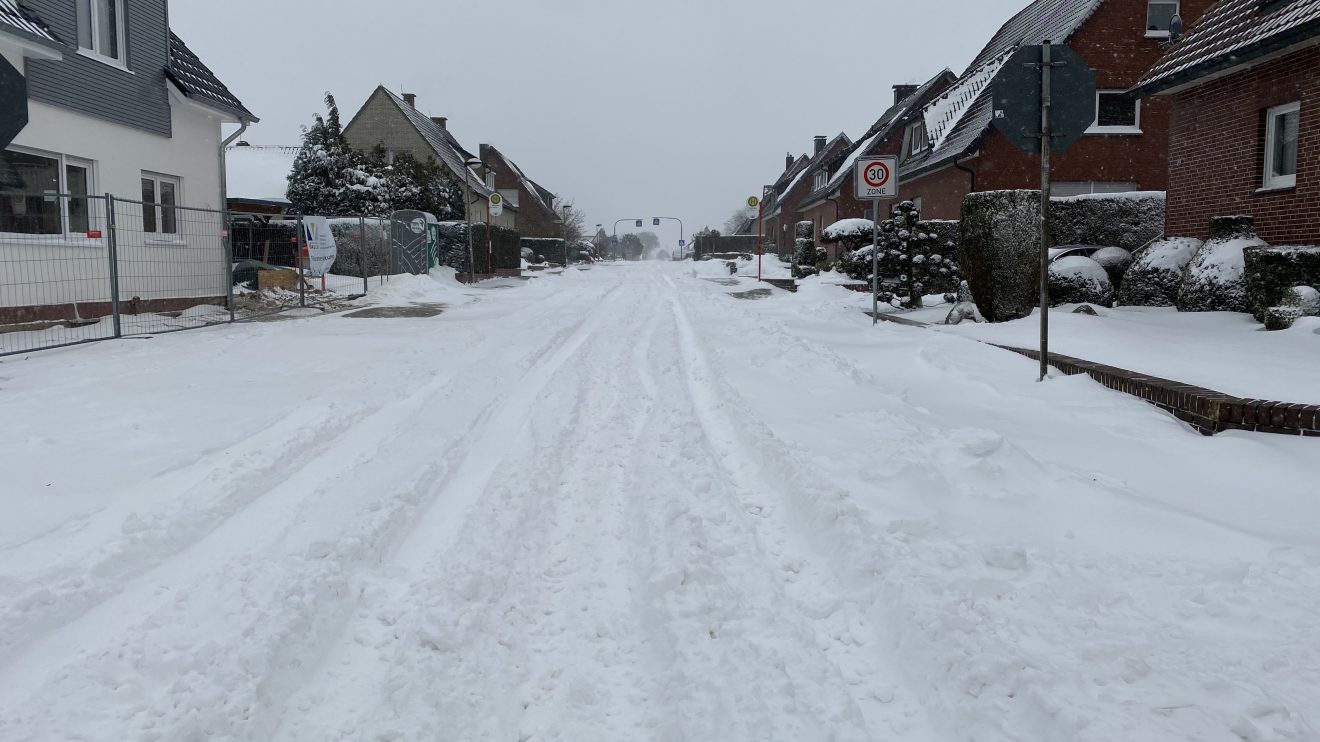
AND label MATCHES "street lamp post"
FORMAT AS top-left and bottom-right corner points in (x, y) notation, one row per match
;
(561, 205), (571, 267)
(464, 157), (481, 283)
